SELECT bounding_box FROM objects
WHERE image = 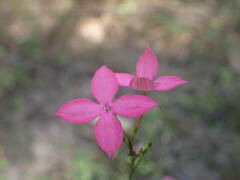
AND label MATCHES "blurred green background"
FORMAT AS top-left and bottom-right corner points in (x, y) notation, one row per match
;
(0, 0), (240, 179)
